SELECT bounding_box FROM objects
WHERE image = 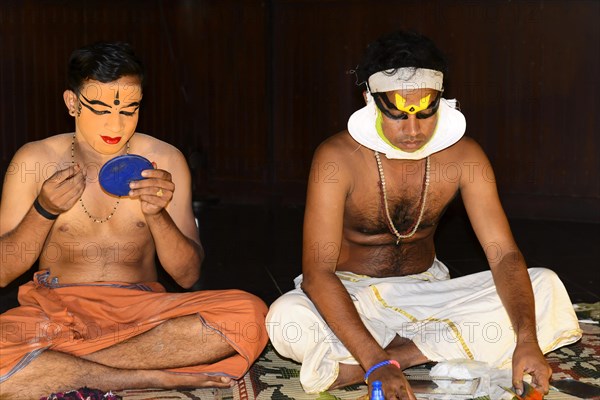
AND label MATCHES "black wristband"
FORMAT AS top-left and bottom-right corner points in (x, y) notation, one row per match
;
(33, 198), (60, 220)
